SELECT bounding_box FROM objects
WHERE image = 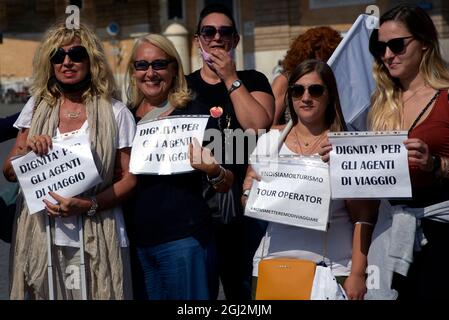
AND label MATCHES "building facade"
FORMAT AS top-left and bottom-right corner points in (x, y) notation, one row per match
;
(1, 0), (449, 99)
